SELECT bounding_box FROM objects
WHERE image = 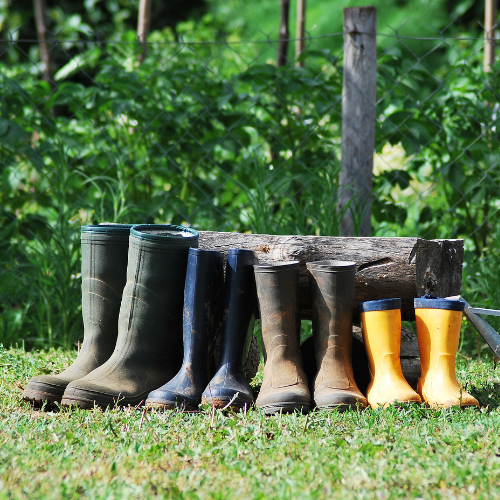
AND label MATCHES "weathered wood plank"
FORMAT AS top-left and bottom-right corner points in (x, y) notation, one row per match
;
(198, 232), (463, 321)
(339, 6), (377, 236)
